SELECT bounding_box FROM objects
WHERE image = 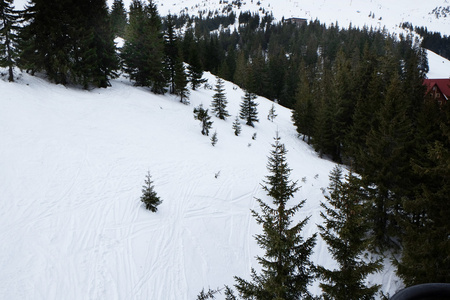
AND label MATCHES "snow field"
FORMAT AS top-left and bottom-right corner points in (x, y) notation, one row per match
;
(0, 69), (408, 299)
